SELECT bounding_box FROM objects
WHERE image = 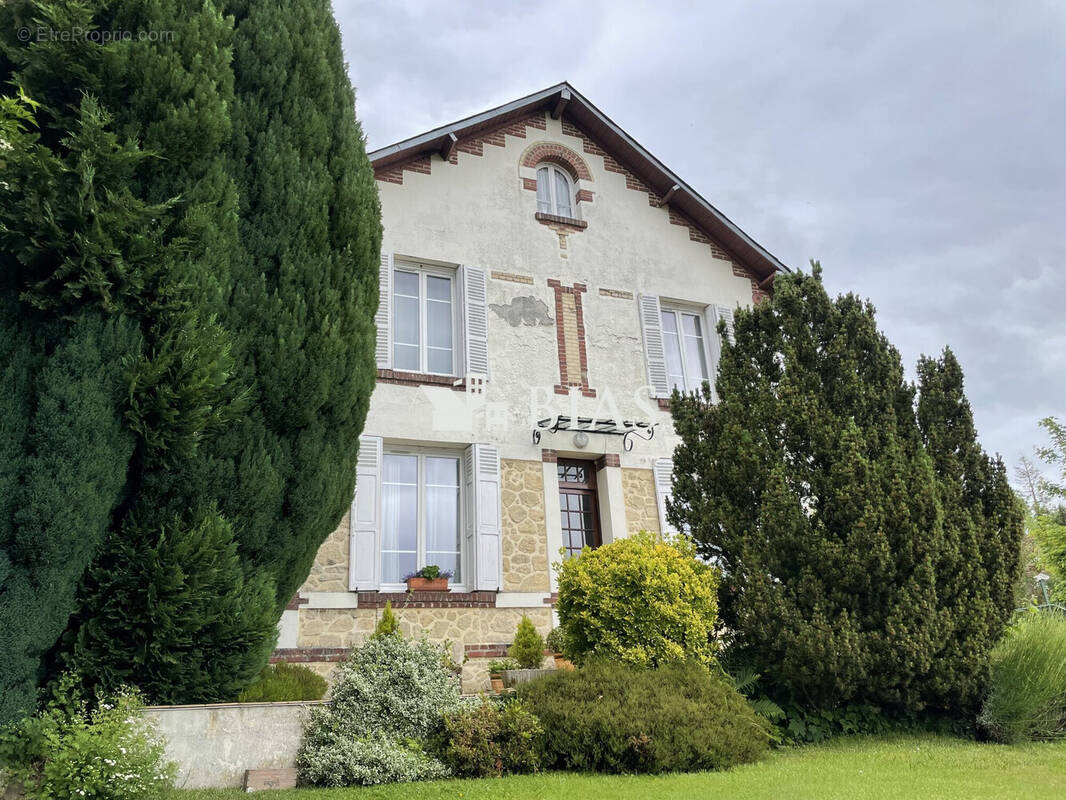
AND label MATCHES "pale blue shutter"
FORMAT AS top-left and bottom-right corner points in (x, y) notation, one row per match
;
(638, 294), (669, 398)
(459, 265), (489, 380)
(653, 458), (678, 536)
(375, 253), (392, 369)
(467, 443), (501, 591)
(349, 434), (382, 590)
